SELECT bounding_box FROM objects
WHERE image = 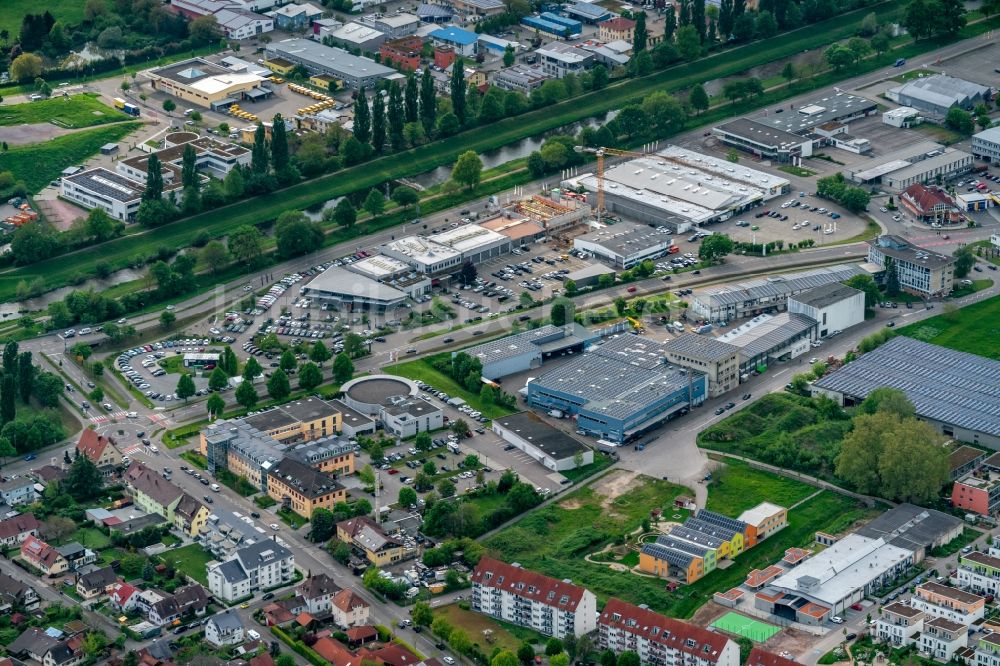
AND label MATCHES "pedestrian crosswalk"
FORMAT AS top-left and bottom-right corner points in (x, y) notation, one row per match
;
(148, 413), (169, 427)
(121, 443), (145, 457)
(88, 410), (129, 425)
(88, 415), (109, 425)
